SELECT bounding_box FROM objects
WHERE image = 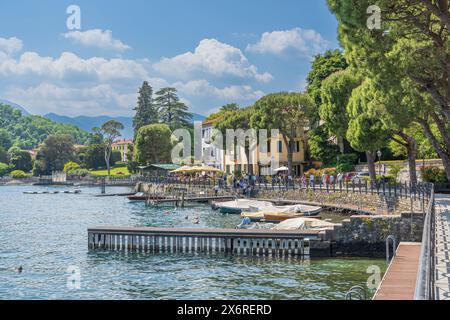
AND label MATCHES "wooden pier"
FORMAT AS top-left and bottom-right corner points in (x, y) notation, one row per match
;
(373, 242), (422, 300)
(148, 195), (236, 206)
(88, 226), (320, 256)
